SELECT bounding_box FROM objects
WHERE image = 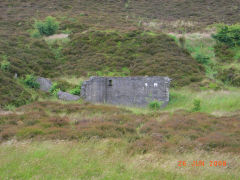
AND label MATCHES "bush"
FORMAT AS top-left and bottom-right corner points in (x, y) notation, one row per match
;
(50, 82), (60, 97)
(34, 16), (59, 36)
(23, 75), (40, 89)
(69, 87), (81, 95)
(192, 99), (201, 112)
(212, 24), (240, 48)
(1, 60), (10, 71)
(149, 101), (161, 110)
(195, 54), (210, 65)
(0, 60), (10, 71)
(69, 82), (82, 95)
